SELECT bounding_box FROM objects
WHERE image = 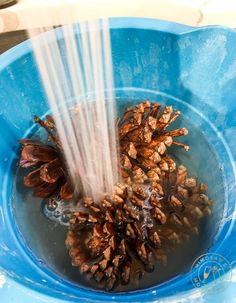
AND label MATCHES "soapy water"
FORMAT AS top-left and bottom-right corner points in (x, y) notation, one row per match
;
(12, 99), (226, 291)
